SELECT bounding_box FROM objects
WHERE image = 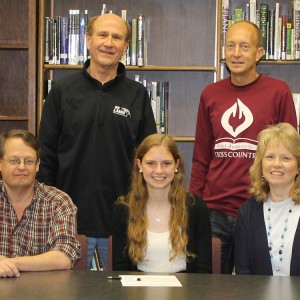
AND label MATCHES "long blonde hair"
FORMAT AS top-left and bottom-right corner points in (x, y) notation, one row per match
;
(249, 123), (300, 203)
(118, 134), (193, 263)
